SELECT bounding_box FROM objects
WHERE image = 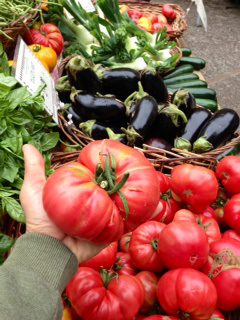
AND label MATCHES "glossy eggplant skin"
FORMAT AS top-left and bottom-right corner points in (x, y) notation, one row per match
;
(195, 109), (240, 149)
(178, 108), (212, 143)
(141, 71), (169, 104)
(129, 96), (158, 138)
(67, 68), (101, 93)
(68, 107), (84, 127)
(152, 113), (179, 144)
(144, 137), (172, 151)
(172, 89), (196, 118)
(101, 68), (140, 101)
(73, 93), (126, 122)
